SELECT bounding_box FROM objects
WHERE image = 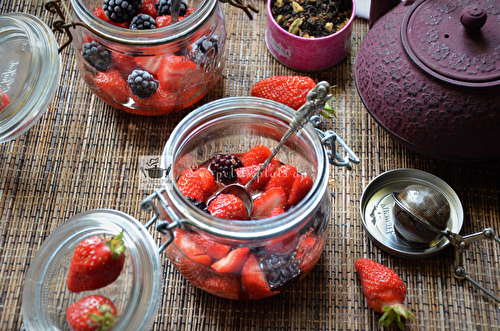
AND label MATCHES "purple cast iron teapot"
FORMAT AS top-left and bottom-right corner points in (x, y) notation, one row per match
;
(355, 0), (500, 161)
